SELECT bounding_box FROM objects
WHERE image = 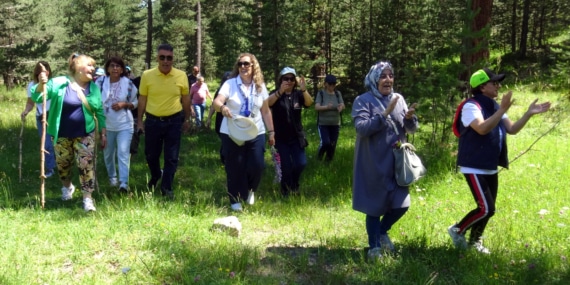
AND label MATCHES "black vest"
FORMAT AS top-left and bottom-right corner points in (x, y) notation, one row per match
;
(457, 93), (509, 170)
